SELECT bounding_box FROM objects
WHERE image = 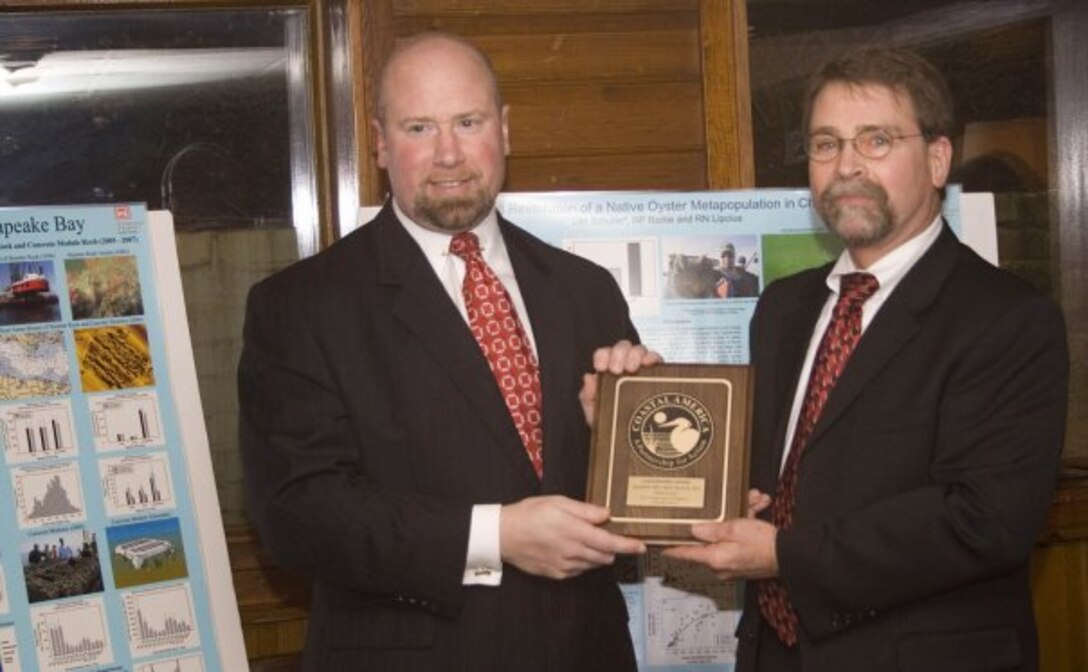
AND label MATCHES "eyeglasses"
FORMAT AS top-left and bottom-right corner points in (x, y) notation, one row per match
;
(805, 129), (927, 162)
